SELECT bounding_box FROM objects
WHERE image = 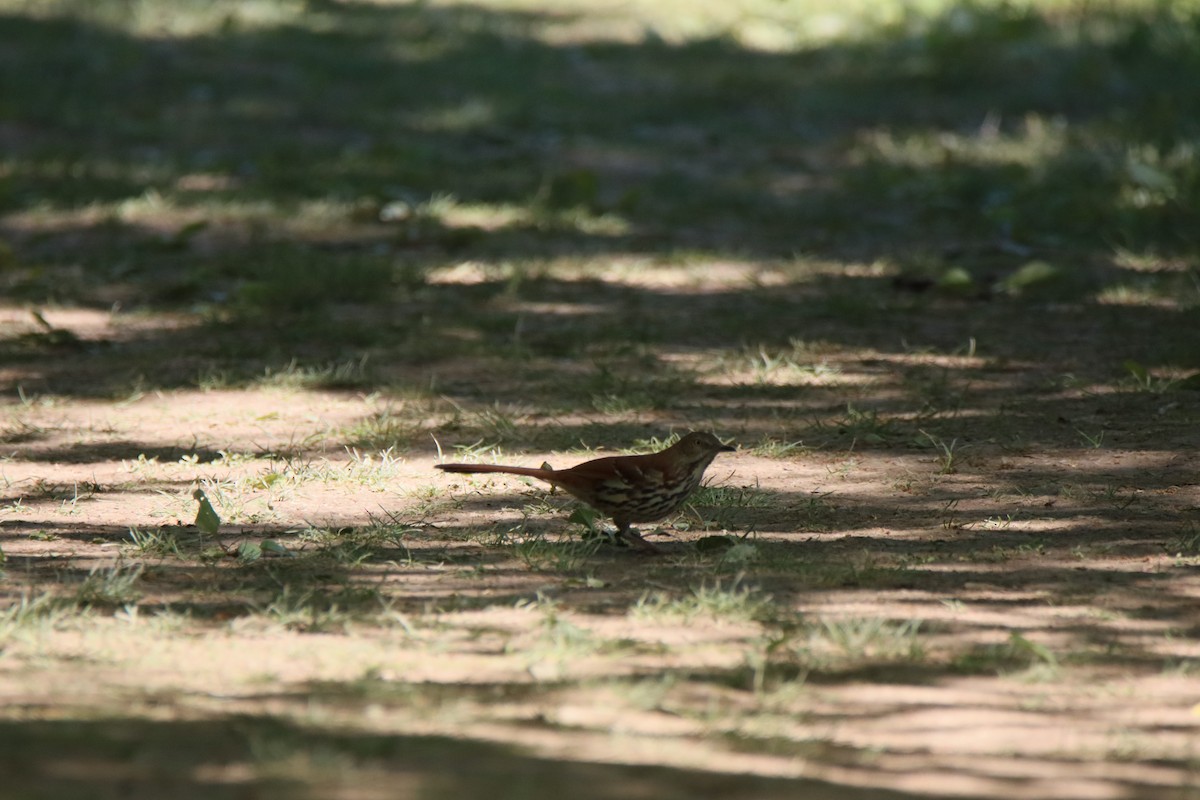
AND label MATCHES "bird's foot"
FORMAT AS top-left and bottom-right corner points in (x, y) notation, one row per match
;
(620, 527), (664, 554)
